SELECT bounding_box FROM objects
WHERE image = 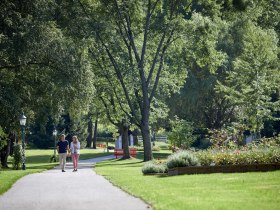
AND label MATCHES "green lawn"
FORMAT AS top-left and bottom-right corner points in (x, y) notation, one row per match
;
(95, 155), (280, 210)
(0, 148), (112, 195)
